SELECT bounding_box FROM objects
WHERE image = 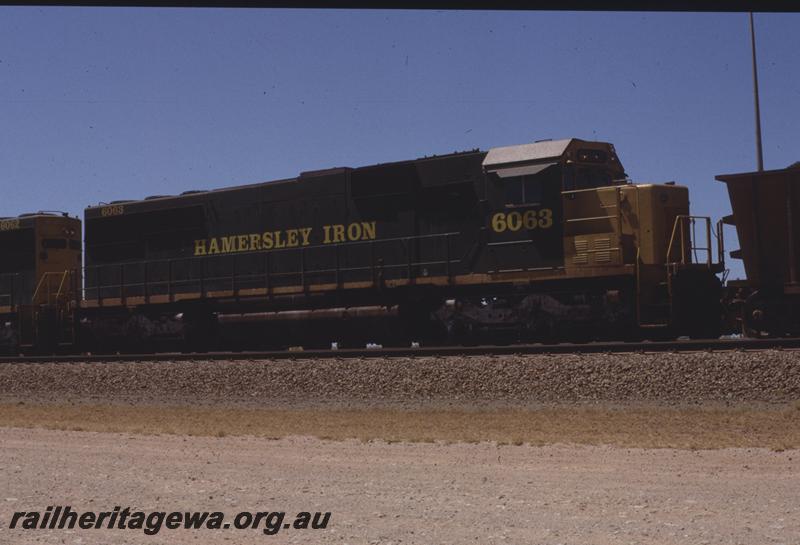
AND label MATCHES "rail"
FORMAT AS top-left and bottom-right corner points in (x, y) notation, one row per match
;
(2, 337), (800, 363)
(83, 231), (463, 305)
